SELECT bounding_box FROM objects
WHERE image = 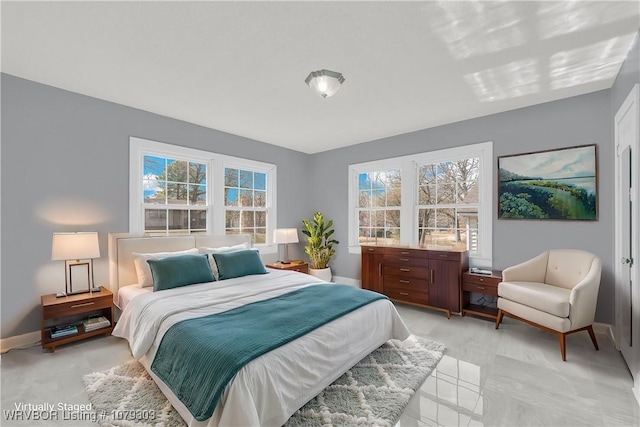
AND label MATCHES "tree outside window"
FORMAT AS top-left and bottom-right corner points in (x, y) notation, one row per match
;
(142, 155), (208, 235)
(357, 169), (401, 245)
(417, 158), (479, 253)
(224, 167), (268, 244)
